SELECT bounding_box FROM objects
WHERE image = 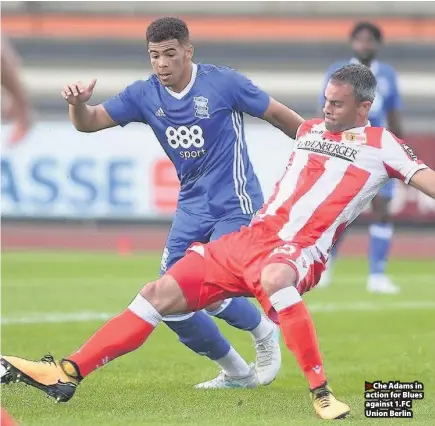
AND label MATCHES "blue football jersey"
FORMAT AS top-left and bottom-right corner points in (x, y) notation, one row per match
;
(319, 58), (402, 127)
(104, 63), (269, 217)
